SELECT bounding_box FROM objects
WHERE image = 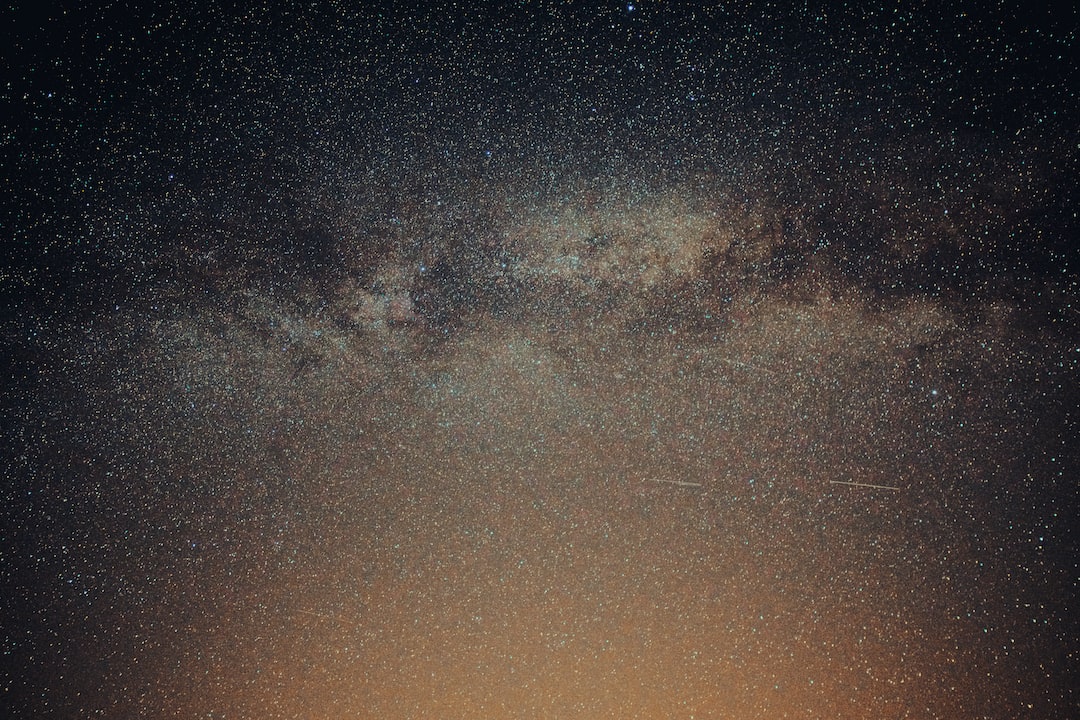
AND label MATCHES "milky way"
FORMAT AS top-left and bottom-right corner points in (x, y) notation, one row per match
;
(3, 2), (1077, 718)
